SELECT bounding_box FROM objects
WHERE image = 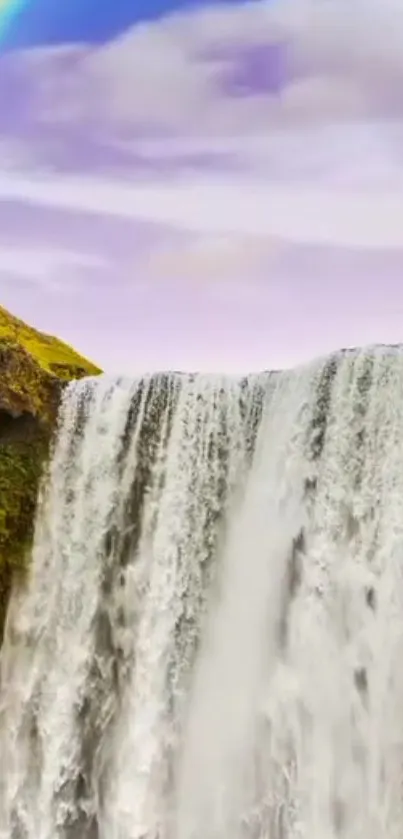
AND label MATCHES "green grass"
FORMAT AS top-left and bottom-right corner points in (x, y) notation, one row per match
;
(0, 305), (102, 380)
